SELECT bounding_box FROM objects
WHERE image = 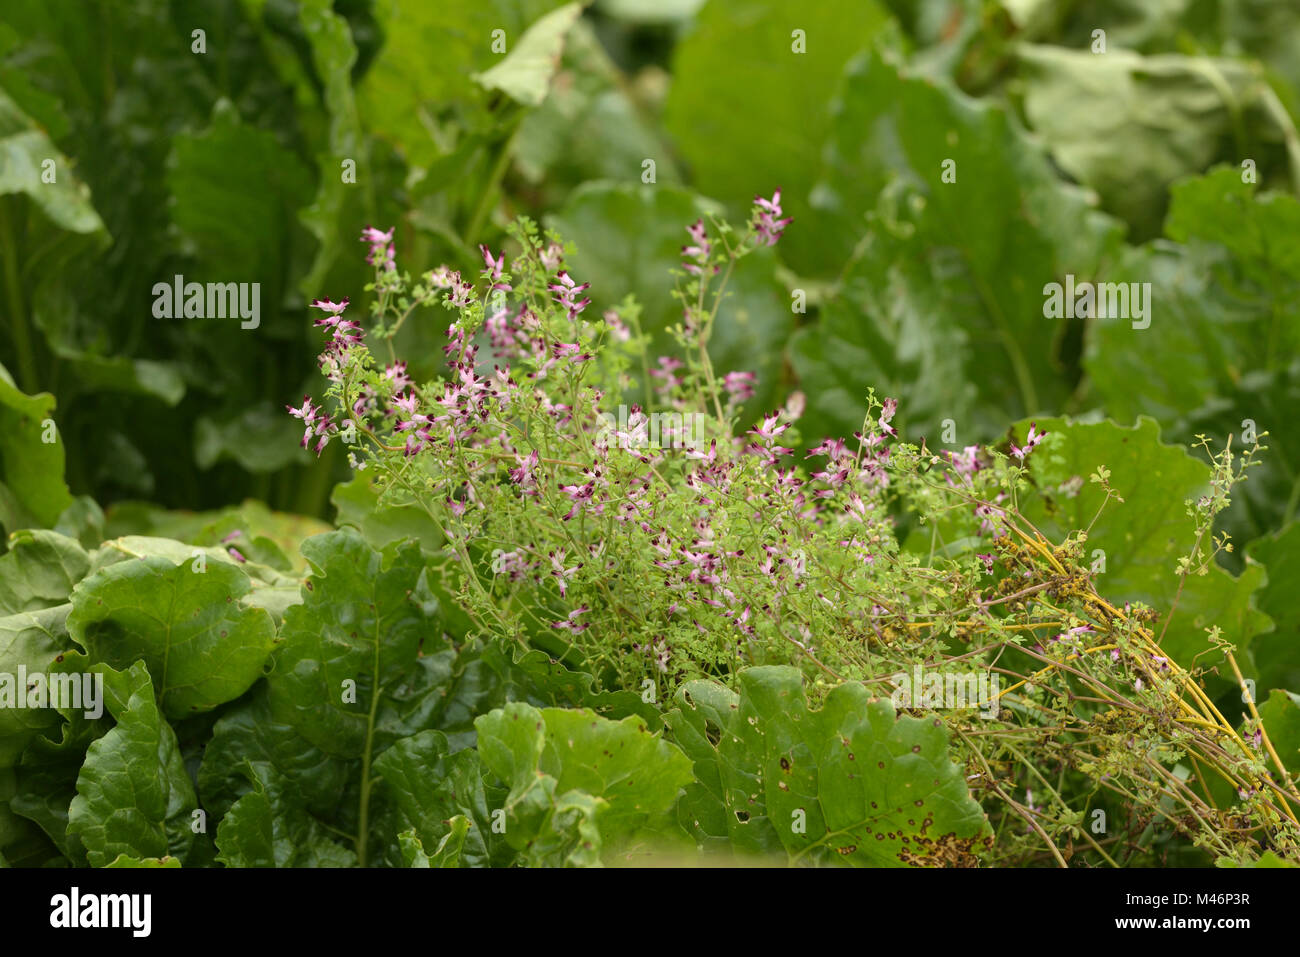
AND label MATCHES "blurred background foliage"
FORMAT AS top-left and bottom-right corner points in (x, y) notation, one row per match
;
(0, 0), (1297, 561)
